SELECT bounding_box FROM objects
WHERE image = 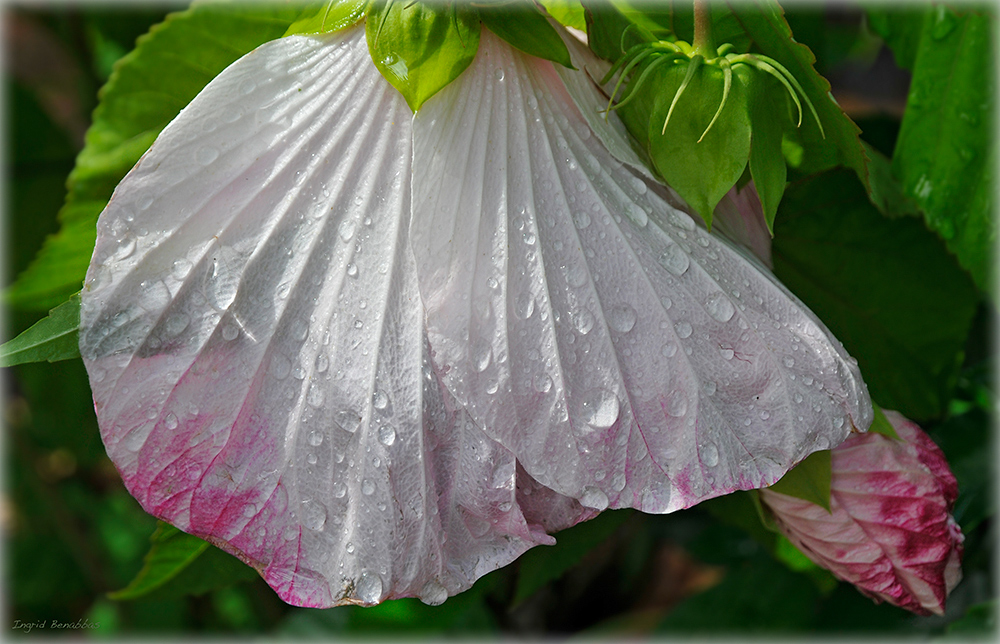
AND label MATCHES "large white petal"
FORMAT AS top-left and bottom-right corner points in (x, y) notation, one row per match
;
(411, 31), (872, 514)
(80, 29), (551, 608)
